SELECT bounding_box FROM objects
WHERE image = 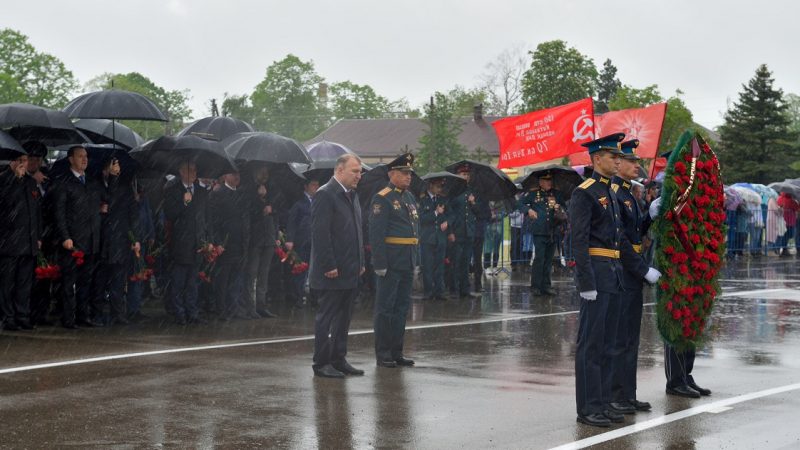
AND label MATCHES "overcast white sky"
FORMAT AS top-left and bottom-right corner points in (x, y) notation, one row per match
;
(3, 0), (799, 129)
